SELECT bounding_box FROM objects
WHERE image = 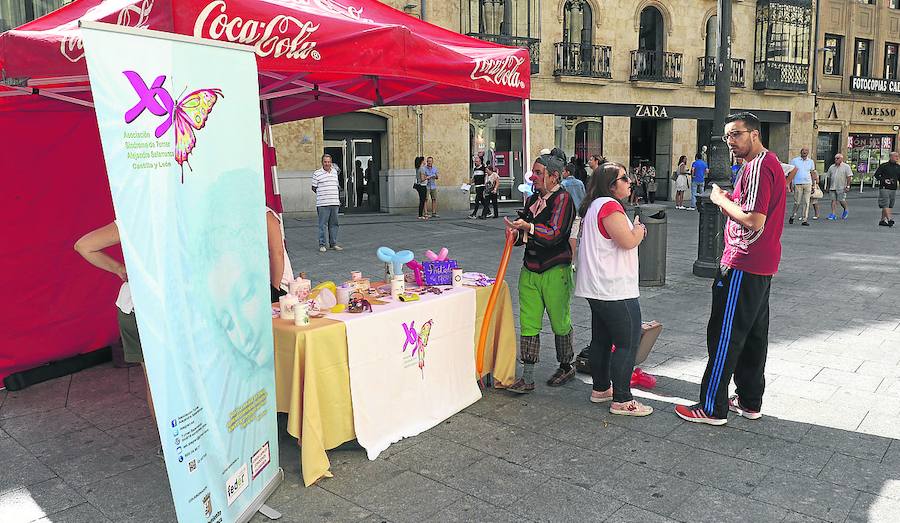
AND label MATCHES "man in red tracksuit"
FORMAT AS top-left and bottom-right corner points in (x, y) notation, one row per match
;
(675, 112), (786, 426)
